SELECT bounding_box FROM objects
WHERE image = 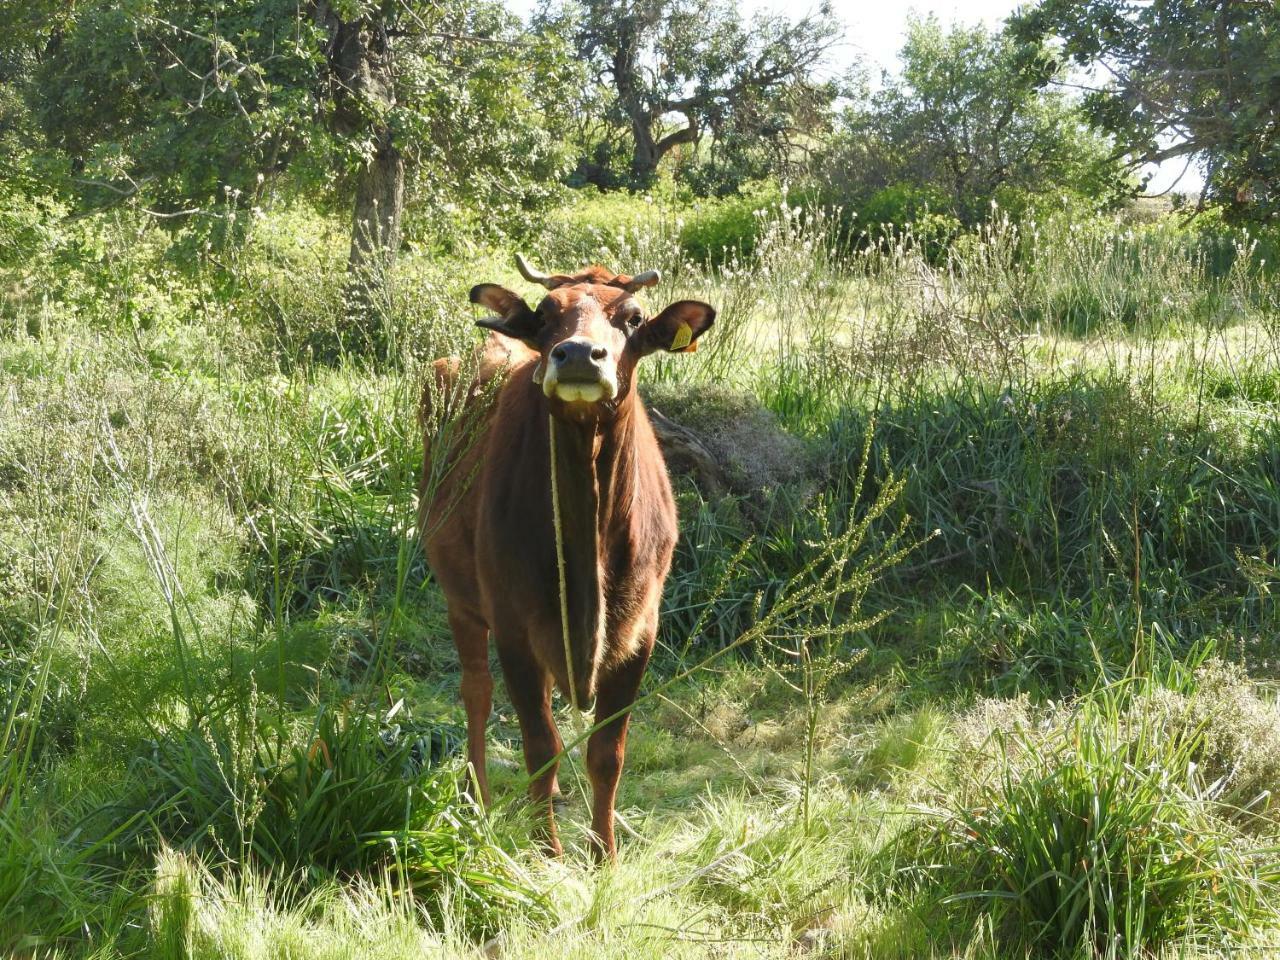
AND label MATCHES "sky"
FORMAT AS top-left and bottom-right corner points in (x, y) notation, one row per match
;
(506, 0), (1204, 195)
(811, 0), (1022, 74)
